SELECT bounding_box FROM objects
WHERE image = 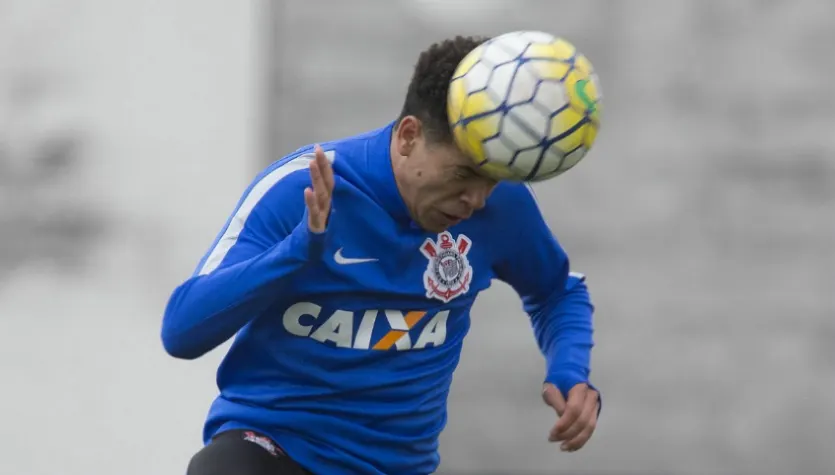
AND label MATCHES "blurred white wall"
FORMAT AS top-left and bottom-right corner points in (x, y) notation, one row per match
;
(0, 1), (259, 474)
